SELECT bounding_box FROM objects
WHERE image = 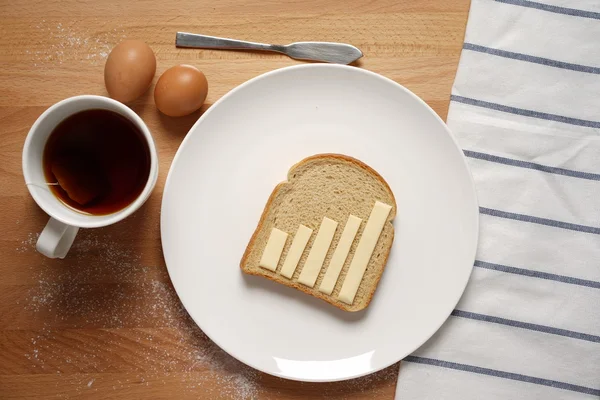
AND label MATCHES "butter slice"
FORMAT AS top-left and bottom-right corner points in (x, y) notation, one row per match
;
(280, 225), (313, 278)
(338, 201), (392, 304)
(297, 217), (338, 287)
(318, 215), (362, 295)
(259, 228), (288, 271)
